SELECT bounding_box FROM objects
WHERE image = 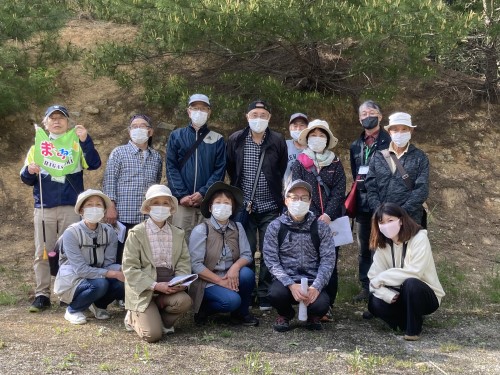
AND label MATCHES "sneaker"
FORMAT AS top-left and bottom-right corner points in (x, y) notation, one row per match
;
(306, 316), (323, 331)
(29, 295), (51, 313)
(352, 289), (370, 303)
(273, 315), (291, 332)
(64, 308), (87, 325)
(89, 304), (110, 320)
(162, 325), (175, 334)
(259, 298), (272, 311)
(404, 334), (420, 341)
(124, 311), (134, 331)
(116, 299), (125, 309)
(320, 306), (334, 322)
